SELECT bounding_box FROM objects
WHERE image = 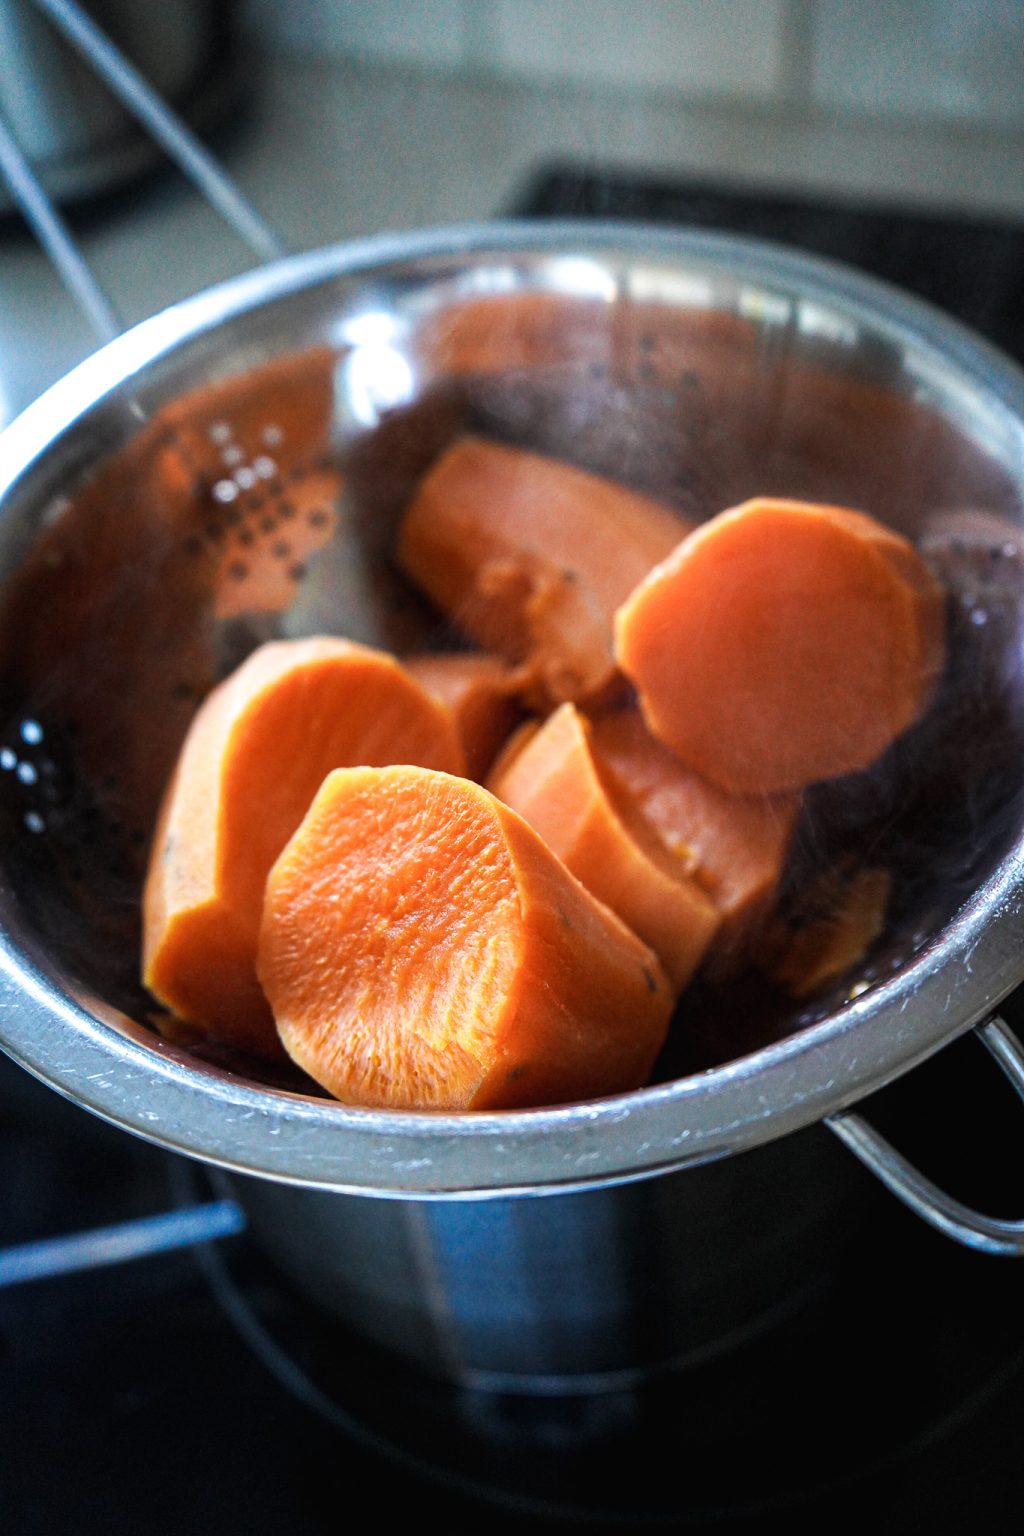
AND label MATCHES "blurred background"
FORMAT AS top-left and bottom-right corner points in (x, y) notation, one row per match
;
(2, 0), (1023, 427)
